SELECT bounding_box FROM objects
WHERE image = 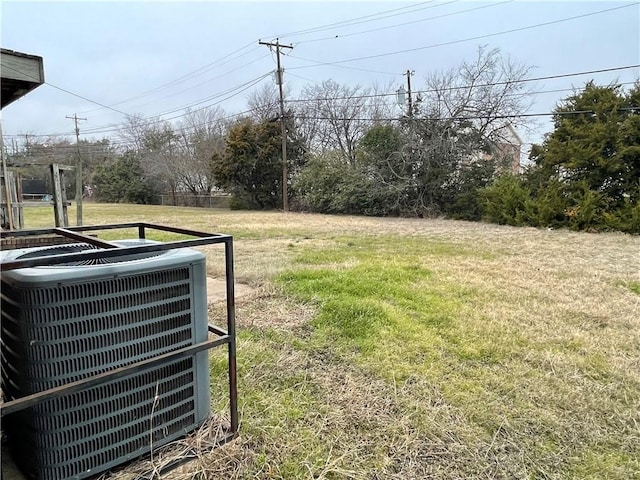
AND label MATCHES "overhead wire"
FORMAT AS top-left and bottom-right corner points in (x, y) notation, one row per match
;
(284, 65), (640, 104)
(3, 1), (637, 142)
(77, 42), (261, 114)
(295, 0), (513, 46)
(79, 73), (273, 136)
(0, 64), (131, 117)
(293, 107), (640, 123)
(8, 77), (638, 150)
(6, 70), (272, 140)
(326, 80), (640, 109)
(10, 106), (268, 153)
(266, 0), (446, 40)
(289, 3), (638, 69)
(13, 104), (640, 158)
(76, 70), (272, 135)
(286, 72), (323, 84)
(285, 54), (403, 76)
(114, 52), (271, 114)
(1, 59), (271, 137)
(80, 69), (273, 134)
(5, 65), (637, 140)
